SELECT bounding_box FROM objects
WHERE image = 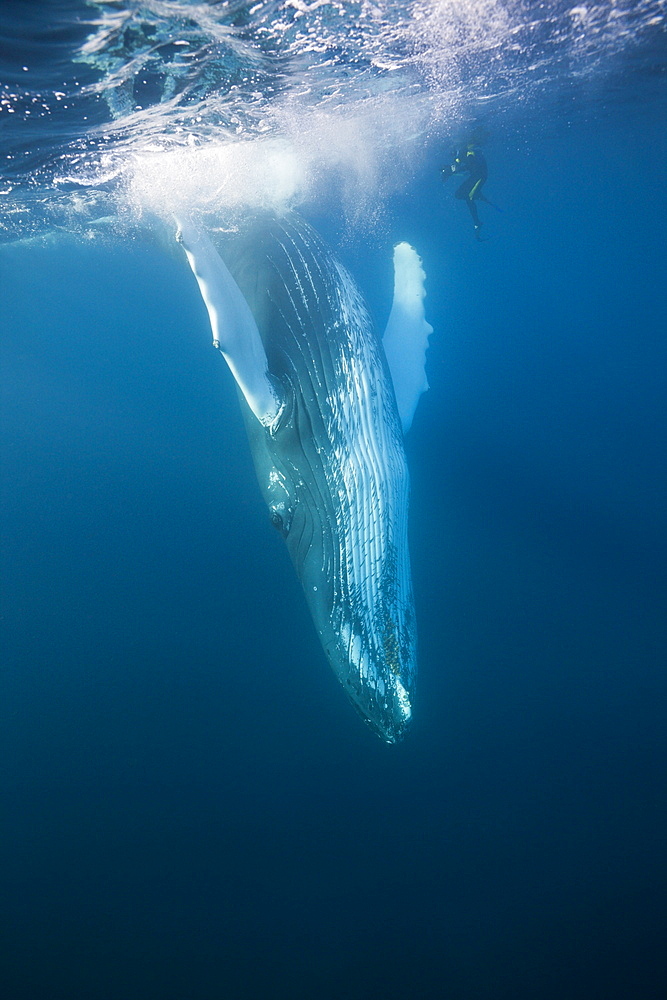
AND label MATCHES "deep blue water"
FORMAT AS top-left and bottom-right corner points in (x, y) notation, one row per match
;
(2, 3), (667, 999)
